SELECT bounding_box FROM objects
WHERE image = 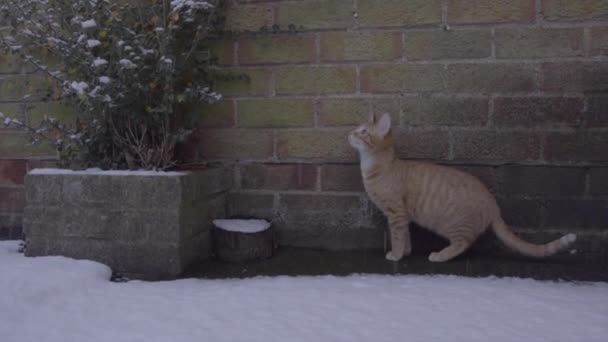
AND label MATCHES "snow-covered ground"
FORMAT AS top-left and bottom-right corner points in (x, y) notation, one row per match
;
(0, 241), (607, 342)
